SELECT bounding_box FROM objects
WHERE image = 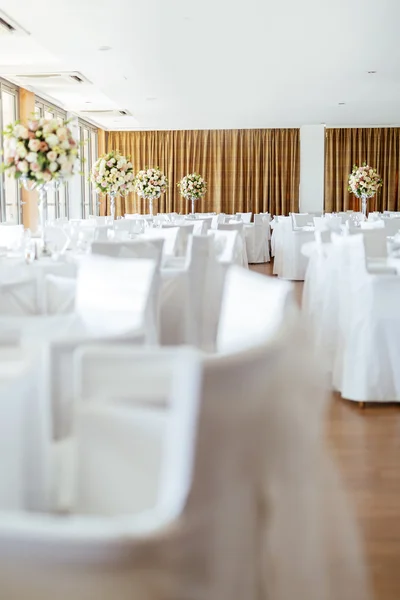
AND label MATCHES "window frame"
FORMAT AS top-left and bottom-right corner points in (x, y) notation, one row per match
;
(78, 118), (98, 218)
(0, 78), (20, 223)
